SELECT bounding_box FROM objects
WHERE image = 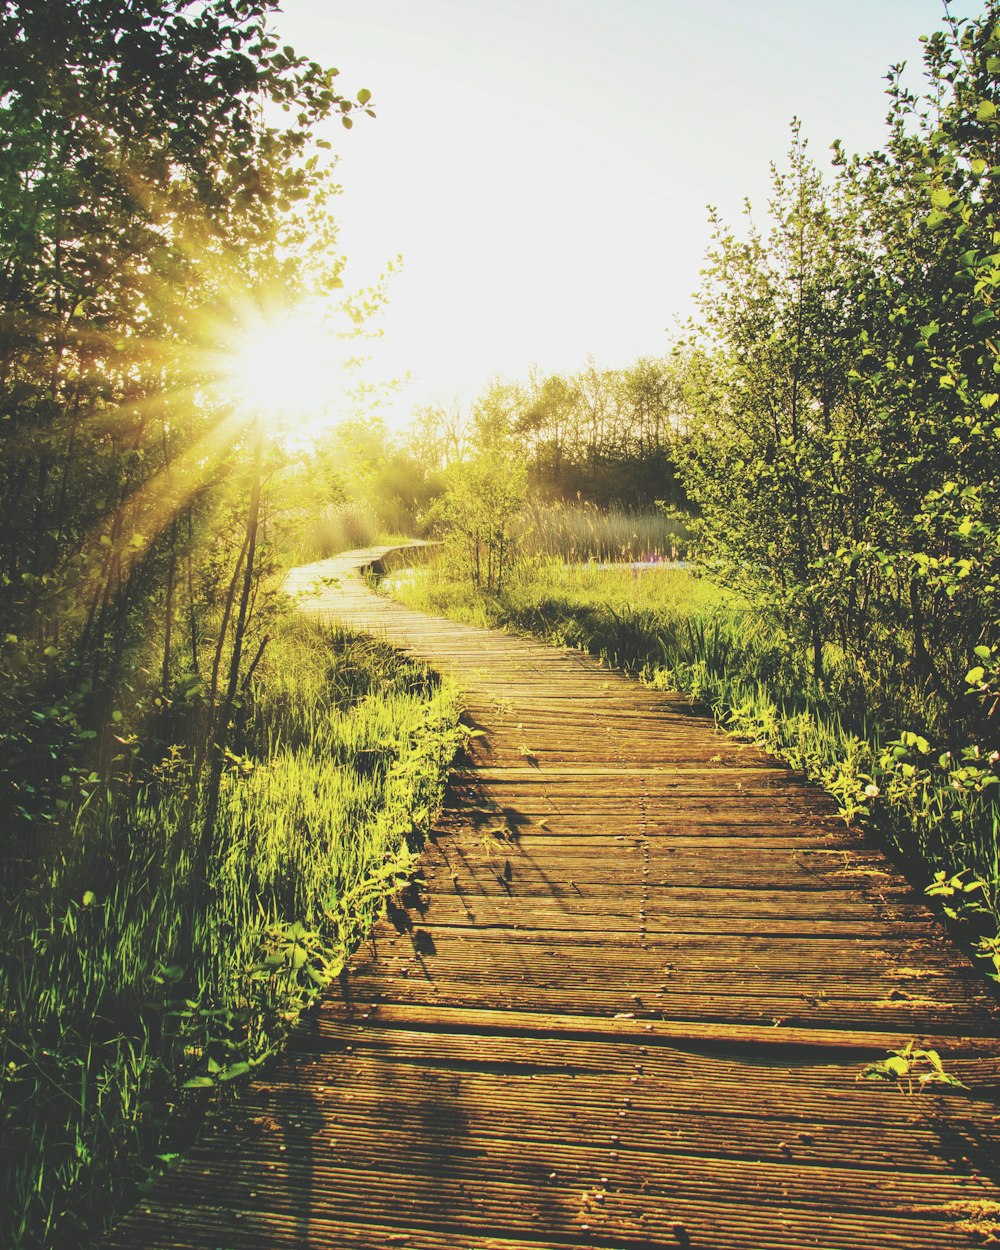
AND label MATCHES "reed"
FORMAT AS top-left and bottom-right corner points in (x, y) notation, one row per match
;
(297, 500), (385, 561)
(515, 501), (690, 563)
